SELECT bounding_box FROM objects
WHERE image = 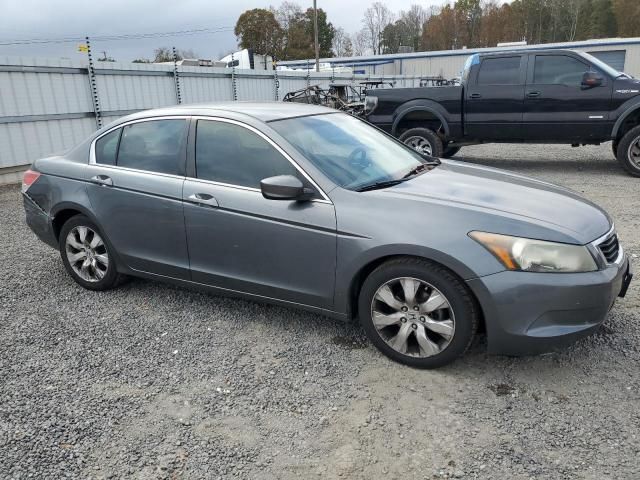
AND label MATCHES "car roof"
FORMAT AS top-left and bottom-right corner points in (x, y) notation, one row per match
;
(478, 48), (577, 58)
(118, 102), (337, 124)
